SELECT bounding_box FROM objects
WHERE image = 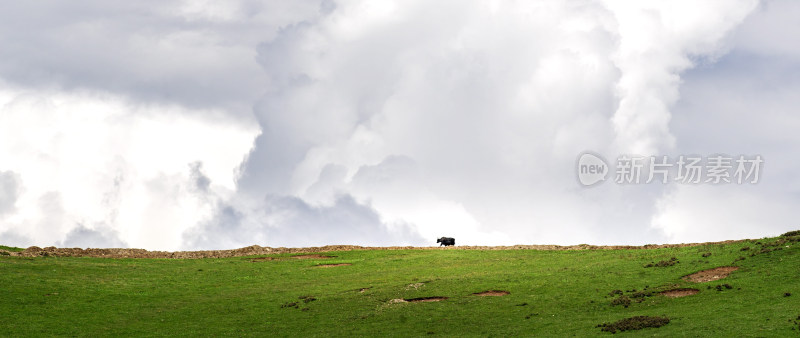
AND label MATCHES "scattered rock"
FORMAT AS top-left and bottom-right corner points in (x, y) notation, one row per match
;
(406, 283), (425, 290)
(683, 266), (739, 283)
(702, 252), (712, 257)
(784, 292), (792, 297)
